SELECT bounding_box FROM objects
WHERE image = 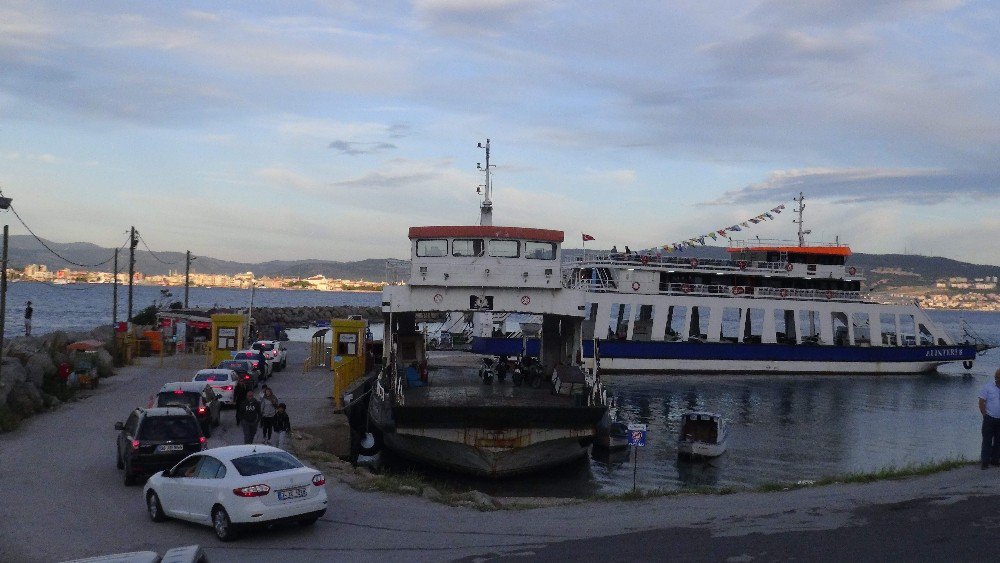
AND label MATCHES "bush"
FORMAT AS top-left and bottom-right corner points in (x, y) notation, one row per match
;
(42, 372), (74, 402)
(131, 305), (158, 326)
(0, 405), (20, 433)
